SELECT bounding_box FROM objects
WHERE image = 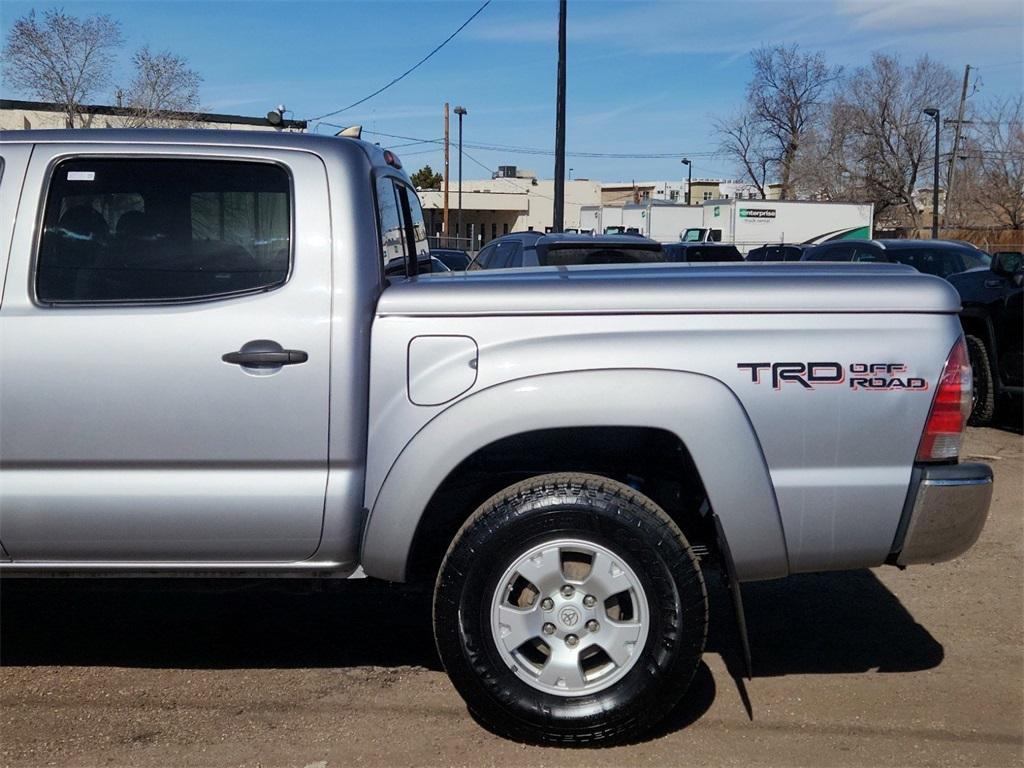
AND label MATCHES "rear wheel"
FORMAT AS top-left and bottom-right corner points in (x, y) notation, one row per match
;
(966, 334), (995, 426)
(433, 473), (707, 745)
